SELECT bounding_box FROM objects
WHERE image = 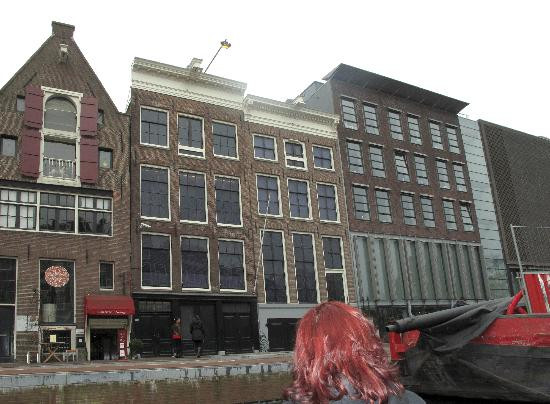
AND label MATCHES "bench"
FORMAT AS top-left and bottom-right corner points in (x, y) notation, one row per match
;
(26, 351), (40, 364)
(62, 349), (78, 362)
